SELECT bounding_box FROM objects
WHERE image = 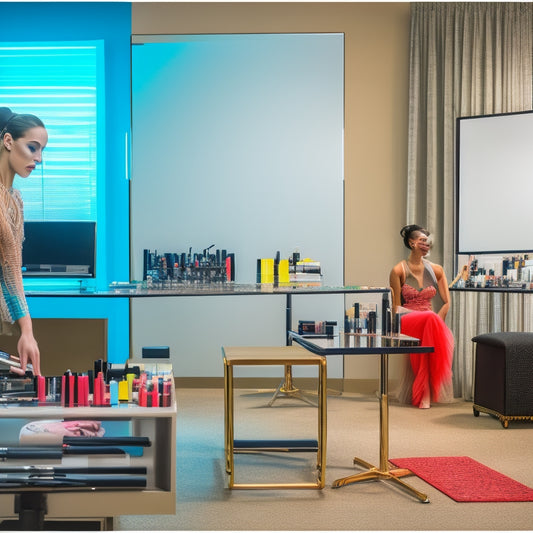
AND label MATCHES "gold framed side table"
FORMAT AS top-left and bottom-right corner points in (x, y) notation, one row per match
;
(222, 345), (327, 489)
